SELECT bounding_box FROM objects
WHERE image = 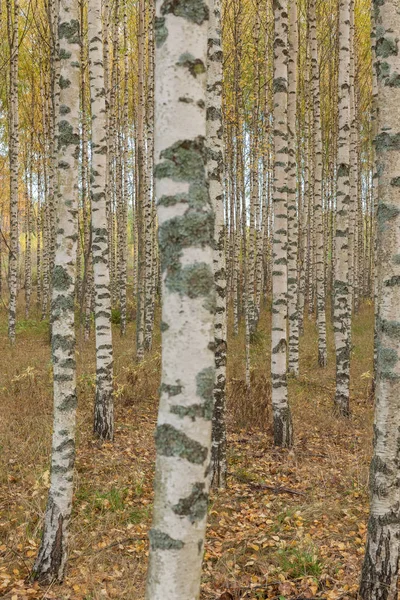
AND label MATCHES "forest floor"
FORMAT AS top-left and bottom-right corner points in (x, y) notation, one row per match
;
(0, 298), (374, 600)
